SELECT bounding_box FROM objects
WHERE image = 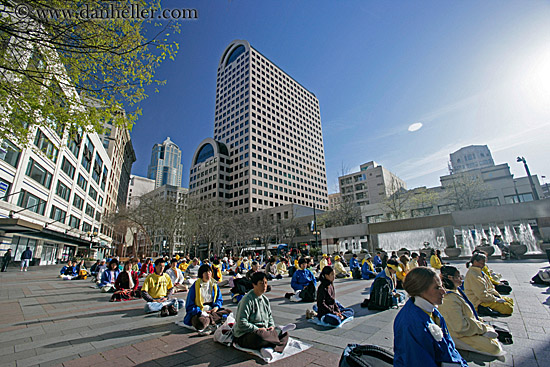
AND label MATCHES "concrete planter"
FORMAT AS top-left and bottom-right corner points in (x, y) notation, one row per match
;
(444, 247), (461, 258)
(509, 244), (527, 258)
(475, 246), (495, 257)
